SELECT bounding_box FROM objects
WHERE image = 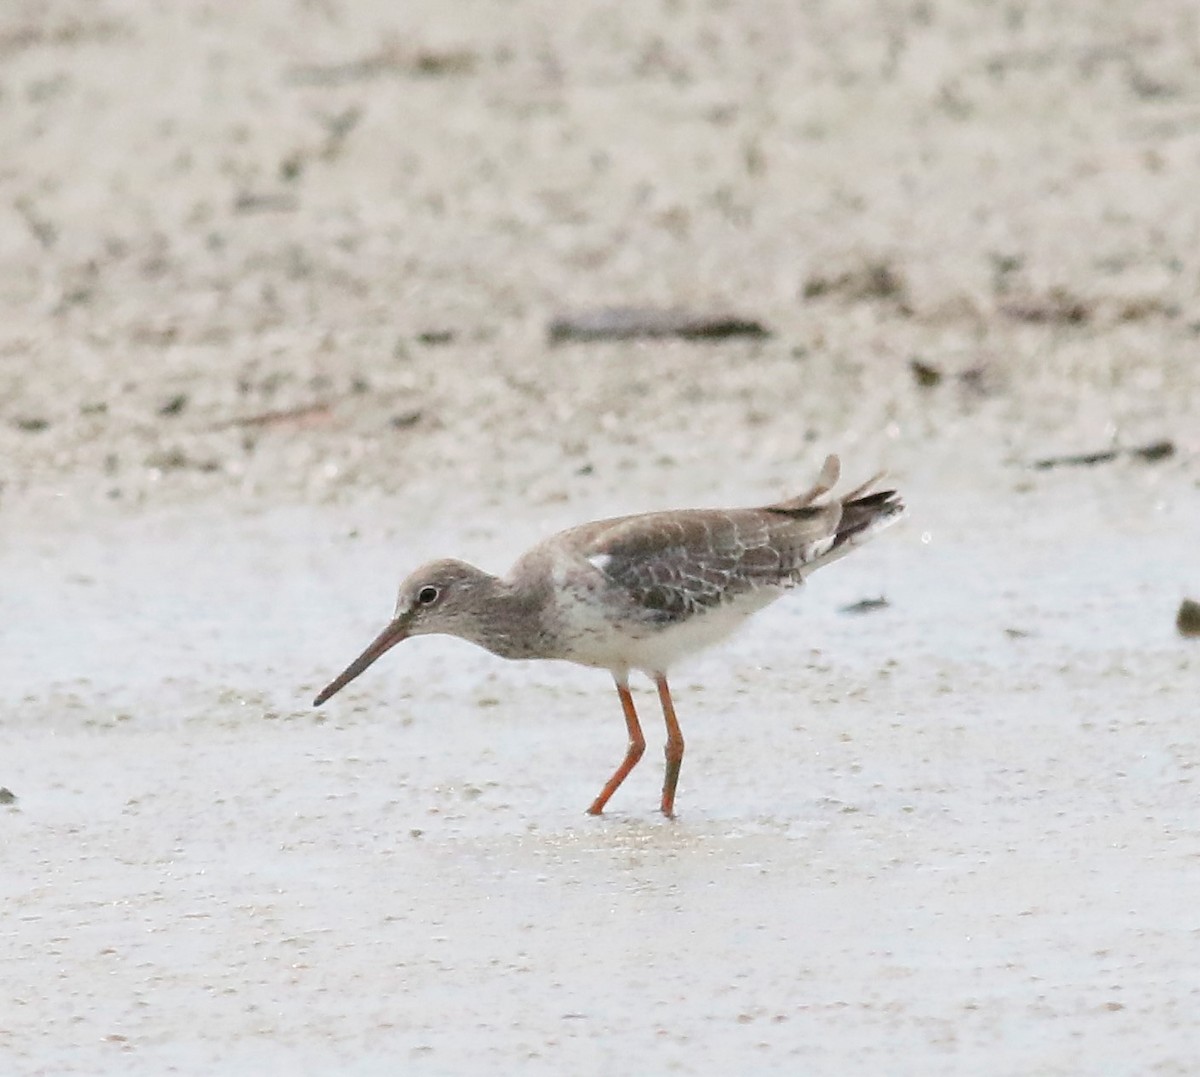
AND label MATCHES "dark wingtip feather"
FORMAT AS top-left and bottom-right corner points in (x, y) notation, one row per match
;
(834, 489), (904, 548)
